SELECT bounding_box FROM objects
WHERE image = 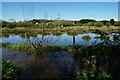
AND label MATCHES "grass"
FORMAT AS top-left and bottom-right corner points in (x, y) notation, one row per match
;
(82, 35), (92, 41)
(2, 27), (120, 36)
(52, 32), (63, 36)
(0, 43), (63, 53)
